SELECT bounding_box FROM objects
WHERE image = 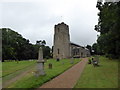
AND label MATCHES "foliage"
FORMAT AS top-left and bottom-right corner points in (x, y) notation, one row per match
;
(1, 28), (52, 61)
(36, 40), (46, 46)
(74, 56), (118, 88)
(86, 45), (92, 55)
(92, 43), (103, 55)
(93, 1), (120, 58)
